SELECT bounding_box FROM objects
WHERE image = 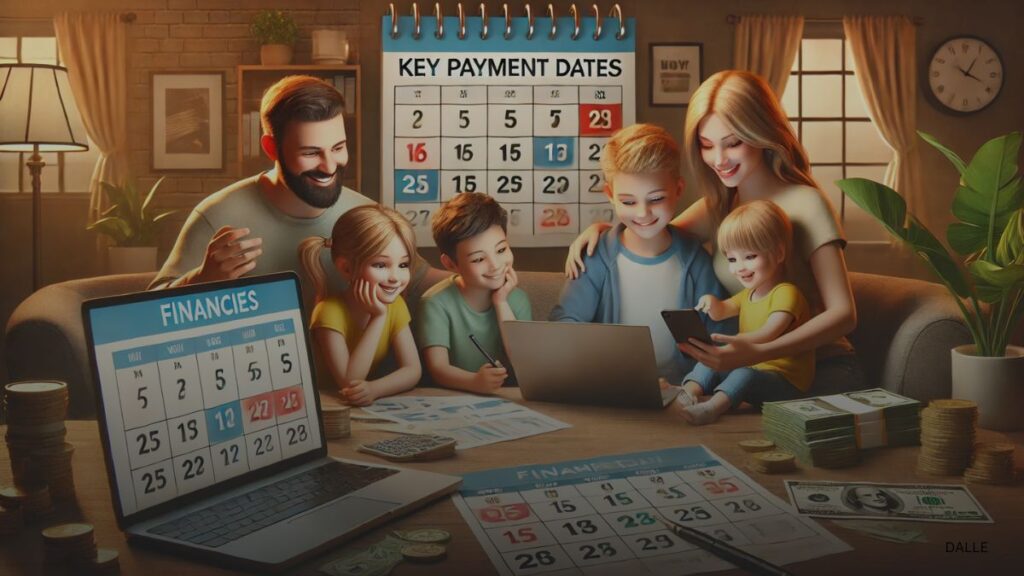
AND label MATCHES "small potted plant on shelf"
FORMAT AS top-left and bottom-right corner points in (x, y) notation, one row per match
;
(837, 131), (1024, 431)
(87, 177), (176, 274)
(250, 9), (299, 66)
